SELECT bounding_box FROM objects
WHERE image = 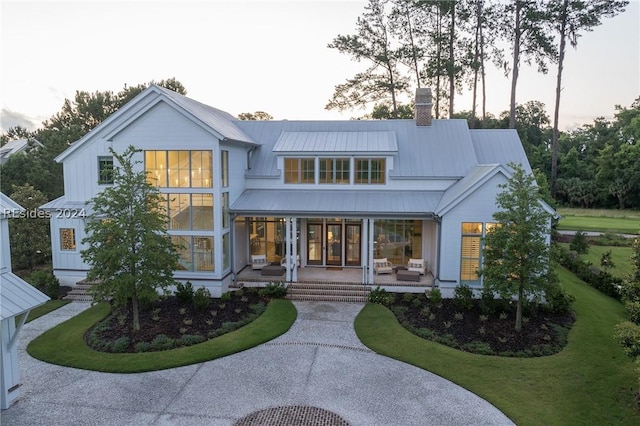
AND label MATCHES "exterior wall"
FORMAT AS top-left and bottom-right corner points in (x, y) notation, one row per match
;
(438, 173), (508, 292)
(0, 219), (10, 273)
(1, 318), (19, 409)
(50, 217), (88, 286)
